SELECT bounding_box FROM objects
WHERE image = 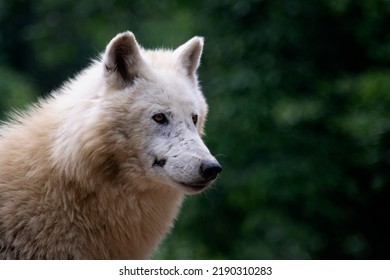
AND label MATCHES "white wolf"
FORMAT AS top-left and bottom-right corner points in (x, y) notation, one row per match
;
(0, 31), (221, 259)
